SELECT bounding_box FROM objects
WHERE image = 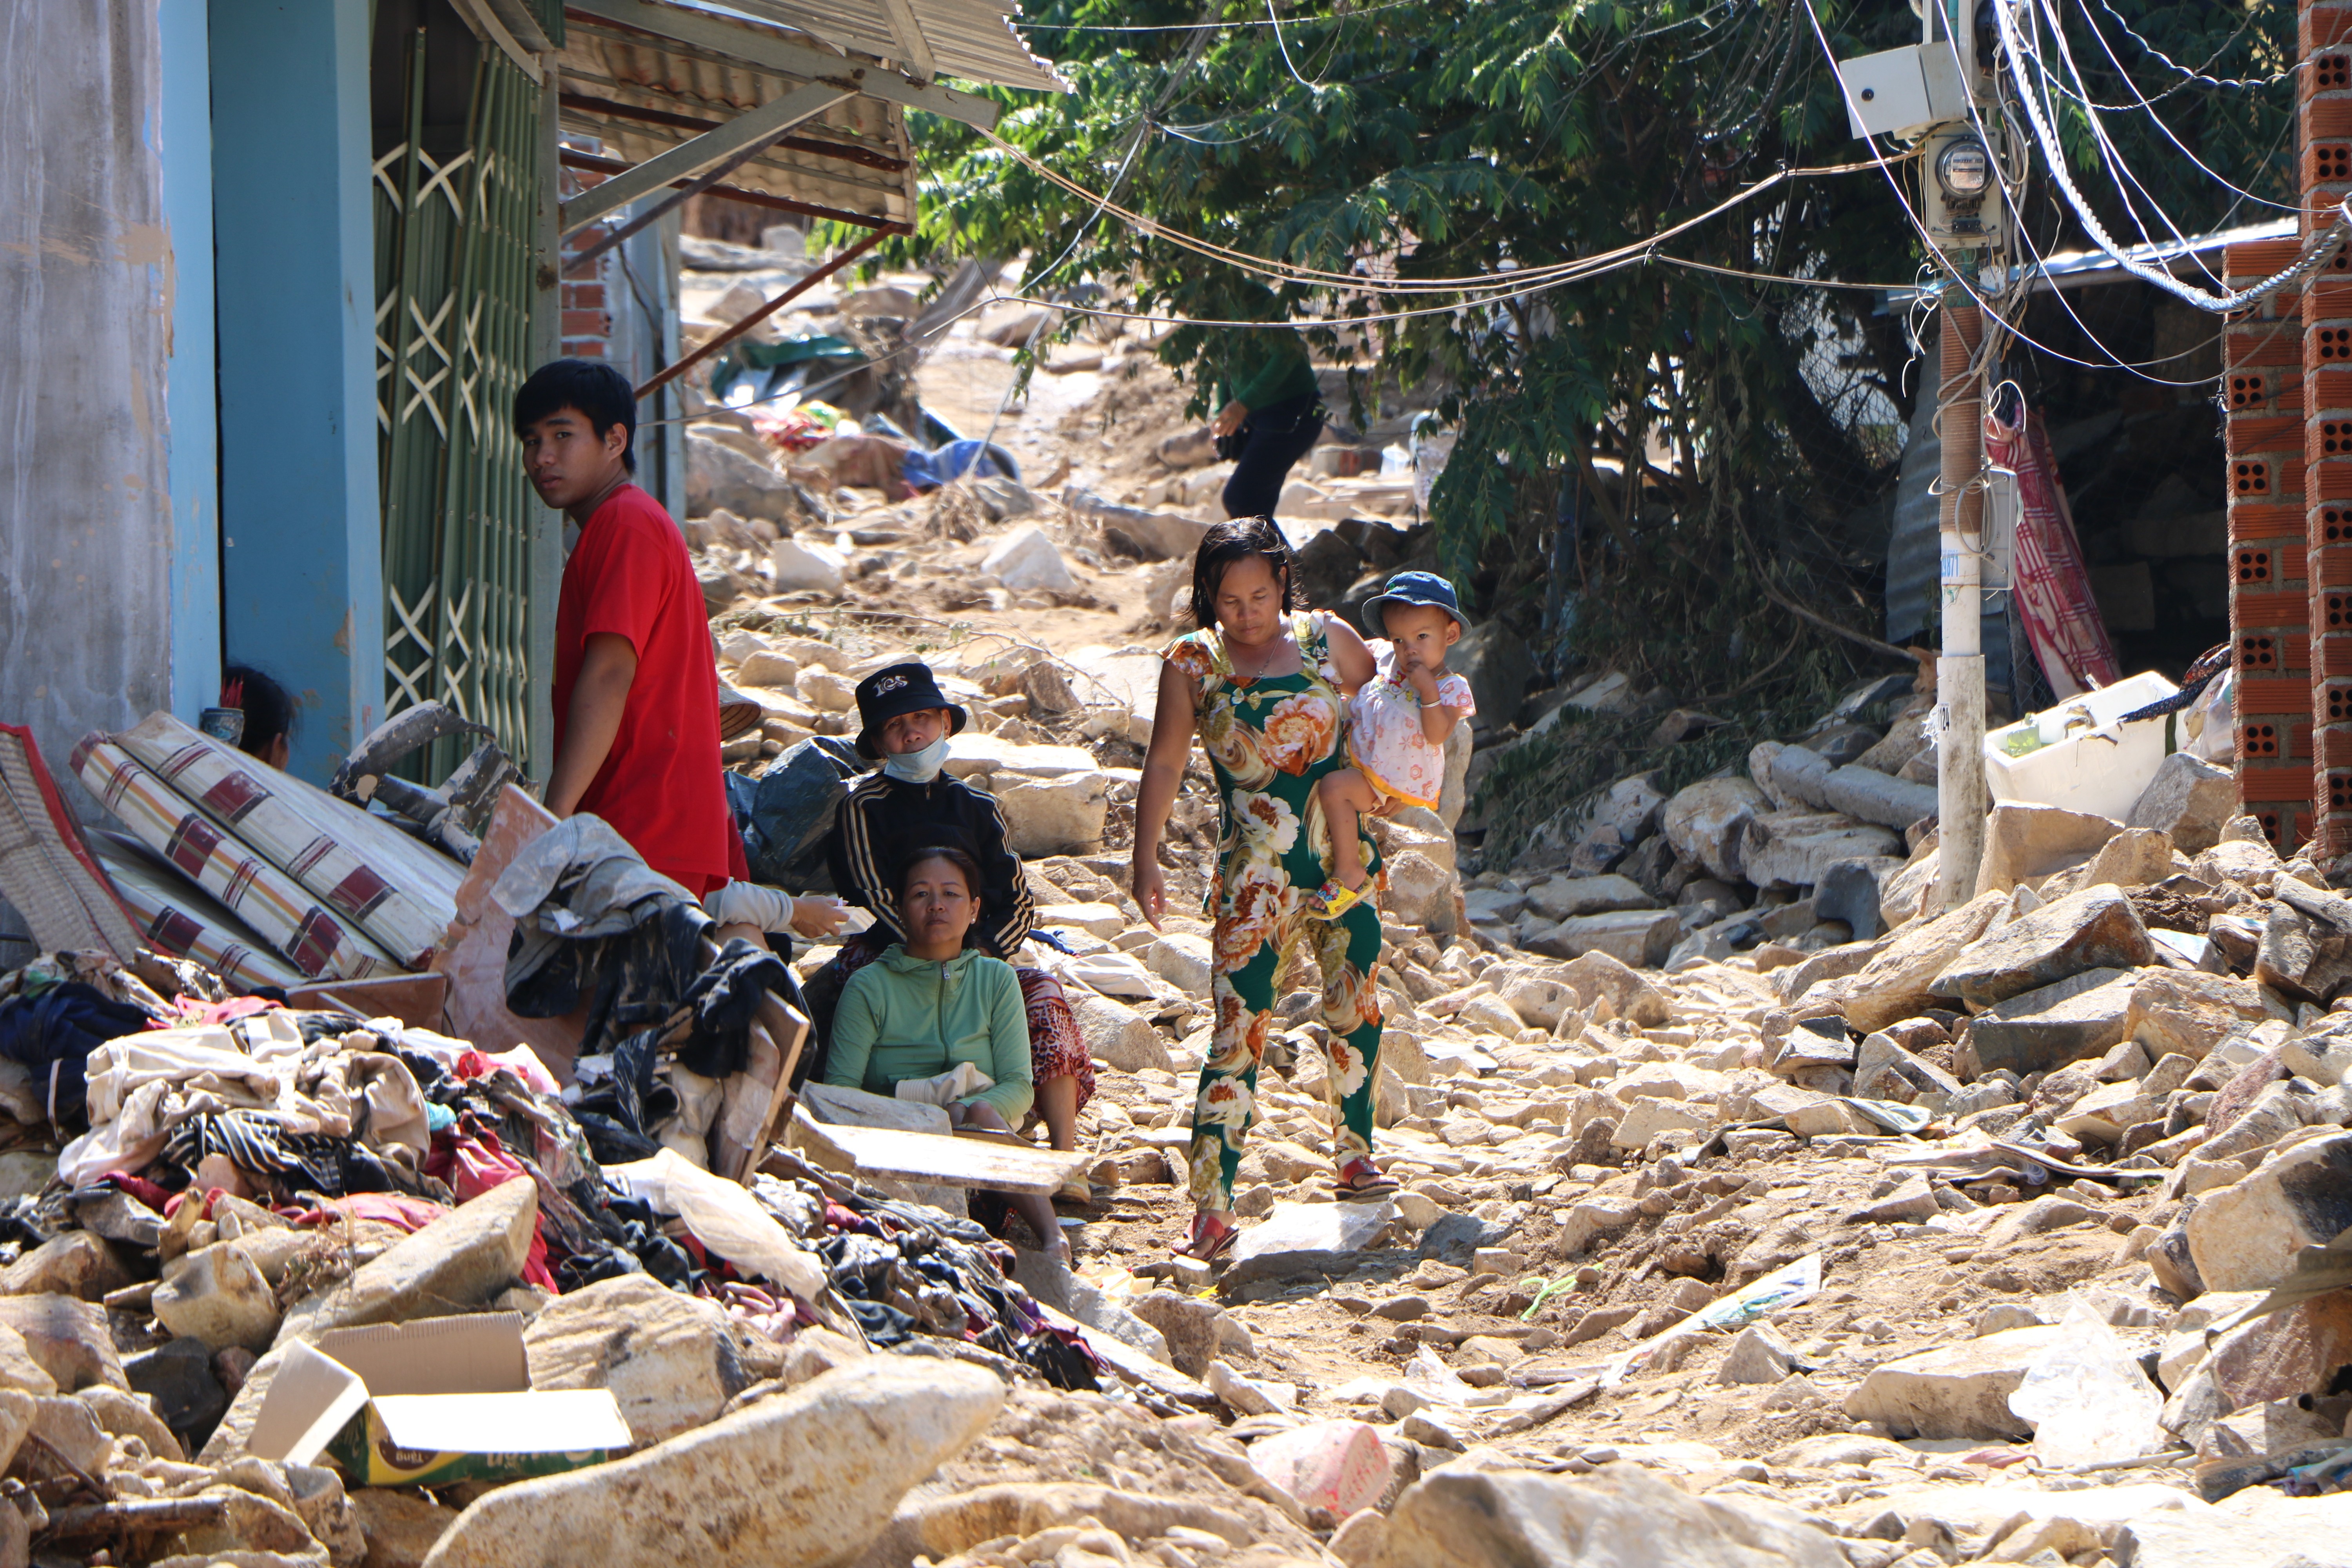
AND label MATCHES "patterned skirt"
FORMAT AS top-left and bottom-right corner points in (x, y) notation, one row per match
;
(833, 933), (1094, 1112)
